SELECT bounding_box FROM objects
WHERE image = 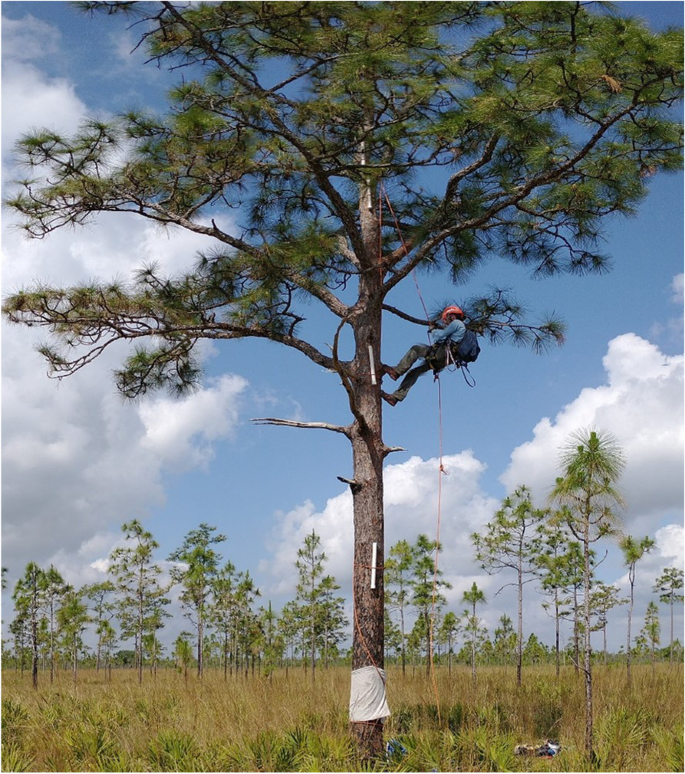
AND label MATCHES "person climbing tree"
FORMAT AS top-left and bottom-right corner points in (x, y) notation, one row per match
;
(2, 1), (682, 760)
(381, 306), (479, 405)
